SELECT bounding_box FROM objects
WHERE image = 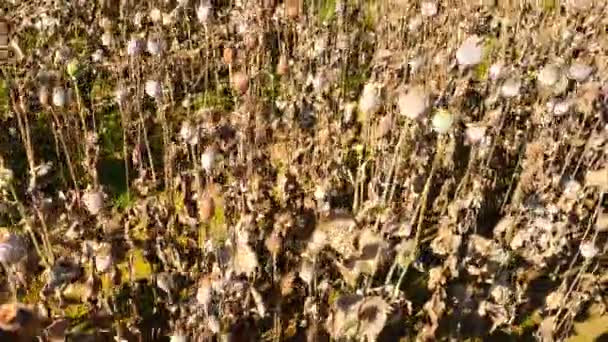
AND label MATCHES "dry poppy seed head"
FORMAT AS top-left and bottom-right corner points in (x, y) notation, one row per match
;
(232, 71), (249, 94)
(456, 35), (483, 67)
(398, 86), (429, 120)
(82, 190), (105, 215)
(38, 87), (50, 107)
(277, 54), (289, 76)
(285, 0), (301, 18)
(537, 64), (561, 87)
(52, 87), (67, 107)
(264, 231), (283, 256)
(145, 79), (162, 99)
(223, 46), (235, 65)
